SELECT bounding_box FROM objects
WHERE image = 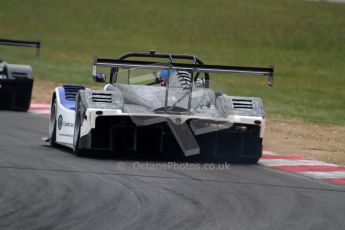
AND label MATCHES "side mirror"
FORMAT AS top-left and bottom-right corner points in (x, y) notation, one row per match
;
(93, 72), (106, 83)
